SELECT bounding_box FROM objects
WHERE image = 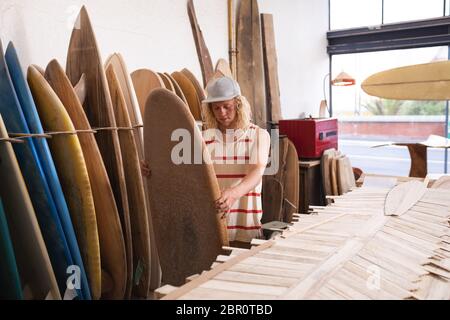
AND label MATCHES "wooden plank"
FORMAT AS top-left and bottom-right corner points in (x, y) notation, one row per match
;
(187, 0), (214, 87)
(180, 287), (277, 300)
(161, 240), (275, 300)
(213, 270), (297, 287)
(236, 0), (267, 128)
(200, 279), (286, 296)
(261, 13), (282, 125)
